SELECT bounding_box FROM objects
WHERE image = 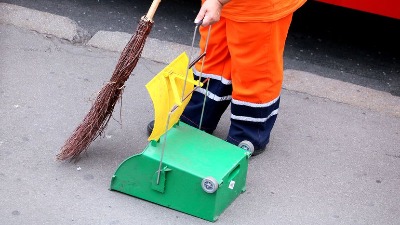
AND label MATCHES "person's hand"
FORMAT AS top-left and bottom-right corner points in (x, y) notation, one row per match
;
(194, 0), (229, 26)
